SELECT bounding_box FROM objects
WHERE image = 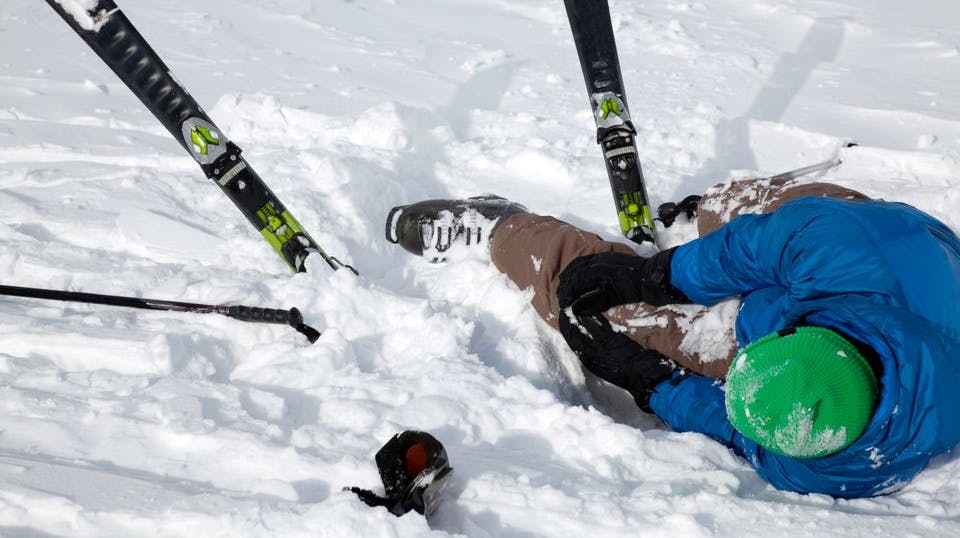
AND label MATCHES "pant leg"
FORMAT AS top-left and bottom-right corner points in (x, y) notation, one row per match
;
(697, 178), (871, 236)
(490, 214), (633, 328)
(490, 213), (736, 378)
(490, 180), (870, 380)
